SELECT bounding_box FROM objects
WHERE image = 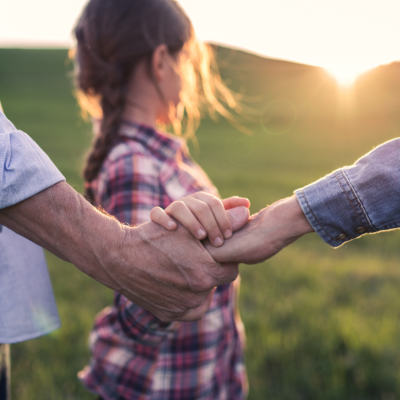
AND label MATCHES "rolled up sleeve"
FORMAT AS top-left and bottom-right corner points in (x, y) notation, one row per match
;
(0, 112), (65, 209)
(295, 138), (400, 247)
